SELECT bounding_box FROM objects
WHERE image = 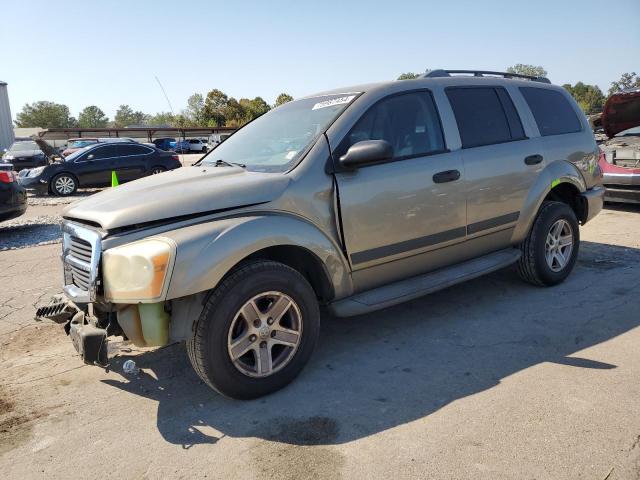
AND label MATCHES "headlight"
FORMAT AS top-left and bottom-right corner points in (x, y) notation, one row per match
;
(3, 155), (14, 160)
(28, 166), (46, 177)
(102, 238), (176, 303)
